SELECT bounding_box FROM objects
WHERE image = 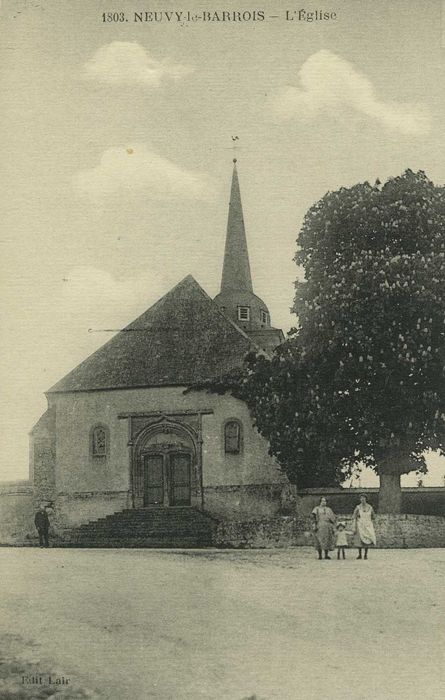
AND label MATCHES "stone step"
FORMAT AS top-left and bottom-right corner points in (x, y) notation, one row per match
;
(80, 513), (211, 522)
(96, 511), (215, 524)
(83, 515), (214, 526)
(65, 532), (213, 542)
(63, 535), (213, 544)
(88, 516), (210, 527)
(78, 529), (211, 537)
(89, 525), (210, 533)
(113, 507), (213, 515)
(58, 506), (217, 548)
(61, 539), (213, 548)
(101, 513), (214, 523)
